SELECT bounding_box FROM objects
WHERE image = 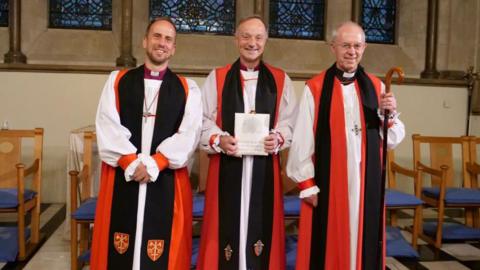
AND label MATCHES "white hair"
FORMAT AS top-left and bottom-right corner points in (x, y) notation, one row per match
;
(331, 21), (366, 43)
